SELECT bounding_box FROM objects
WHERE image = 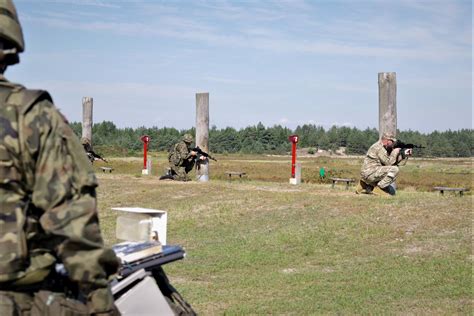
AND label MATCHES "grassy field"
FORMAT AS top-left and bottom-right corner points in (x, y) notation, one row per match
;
(94, 154), (472, 315)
